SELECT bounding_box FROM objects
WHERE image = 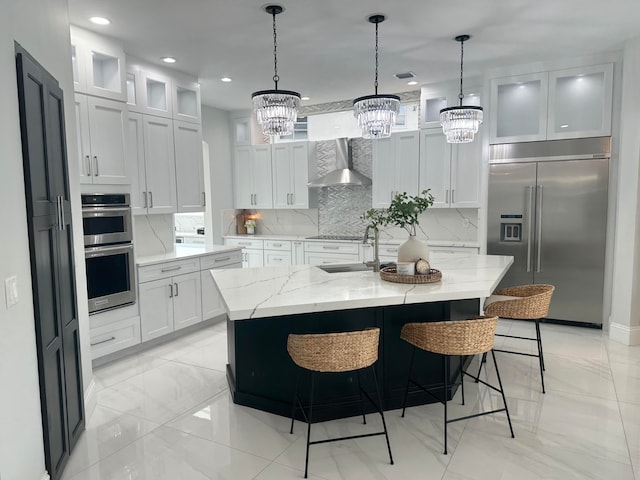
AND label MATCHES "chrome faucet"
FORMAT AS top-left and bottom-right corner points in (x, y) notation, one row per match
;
(362, 225), (380, 272)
